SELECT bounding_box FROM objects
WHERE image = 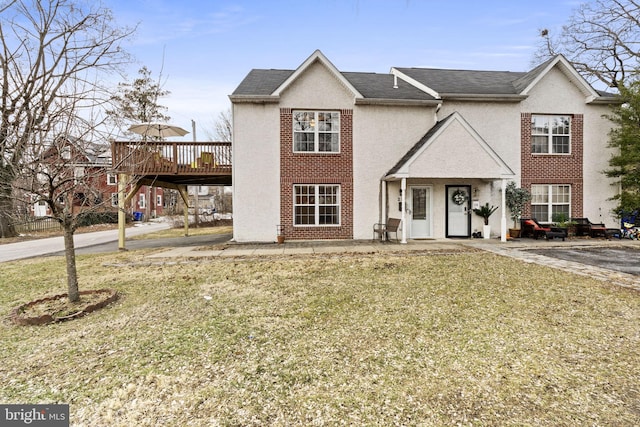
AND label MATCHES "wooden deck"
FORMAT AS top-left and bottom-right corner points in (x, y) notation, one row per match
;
(111, 141), (232, 186)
